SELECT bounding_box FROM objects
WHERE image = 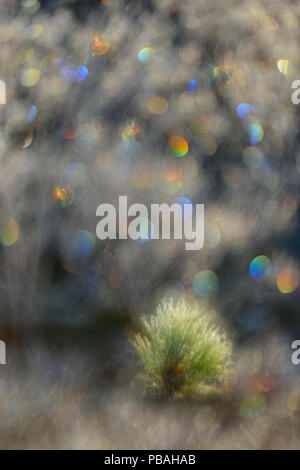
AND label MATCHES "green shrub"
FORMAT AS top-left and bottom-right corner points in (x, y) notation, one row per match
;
(132, 298), (232, 398)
